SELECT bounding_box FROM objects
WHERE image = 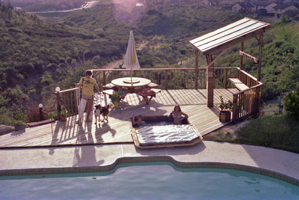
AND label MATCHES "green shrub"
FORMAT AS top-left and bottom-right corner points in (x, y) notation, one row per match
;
(12, 119), (25, 126)
(14, 112), (27, 122)
(12, 112), (27, 126)
(0, 107), (13, 125)
(229, 115), (299, 153)
(284, 84), (299, 121)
